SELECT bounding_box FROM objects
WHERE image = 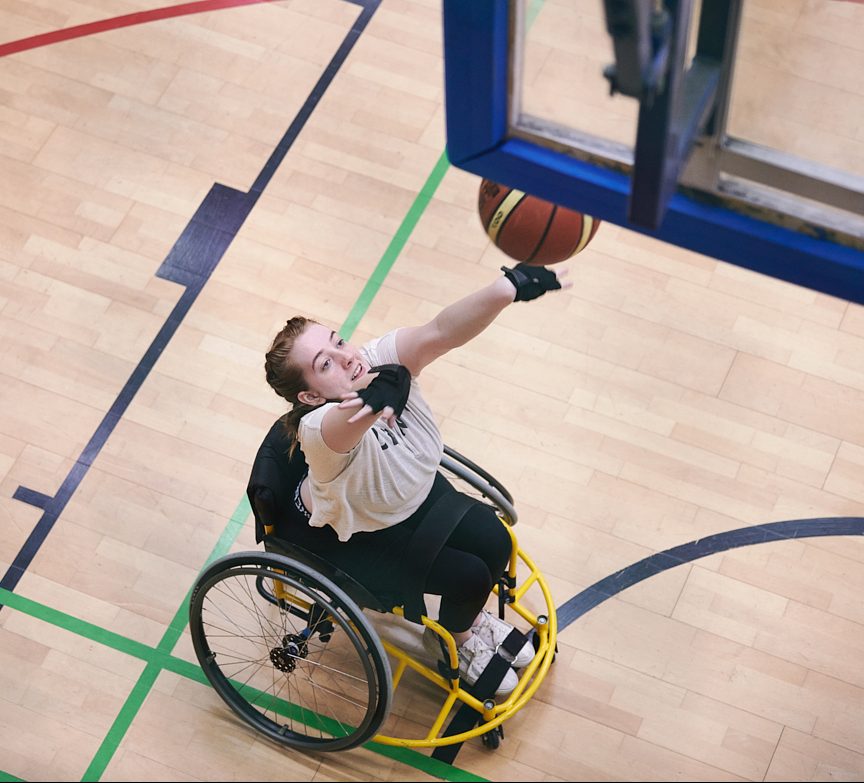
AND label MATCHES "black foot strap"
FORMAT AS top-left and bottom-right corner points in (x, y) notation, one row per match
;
(430, 652), (513, 764)
(499, 626), (529, 663)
